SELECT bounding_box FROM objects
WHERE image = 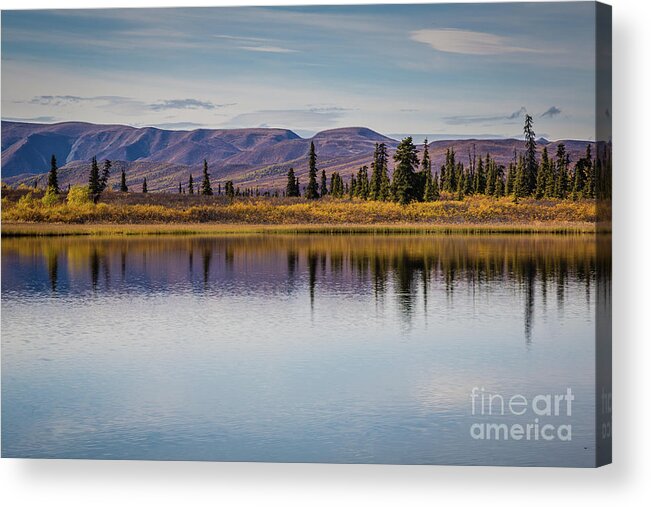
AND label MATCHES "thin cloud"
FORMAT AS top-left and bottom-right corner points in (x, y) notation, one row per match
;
(214, 34), (272, 43)
(149, 99), (233, 111)
(237, 45), (298, 54)
(22, 95), (235, 113)
(2, 115), (58, 123)
(443, 107), (527, 125)
(410, 29), (541, 55)
(306, 106), (353, 113)
(27, 95), (93, 105)
(541, 106), (562, 118)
